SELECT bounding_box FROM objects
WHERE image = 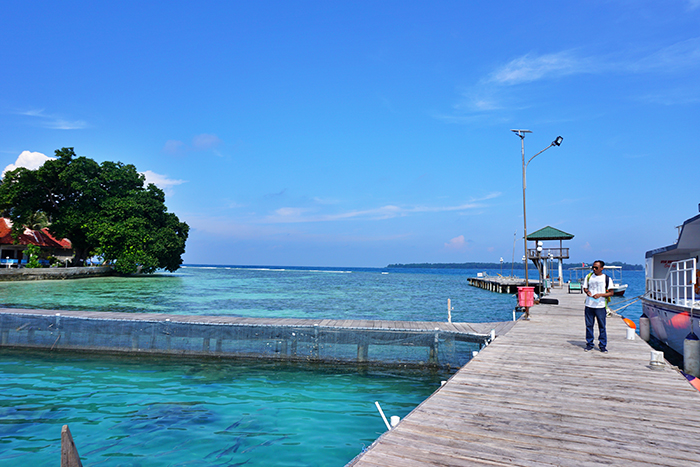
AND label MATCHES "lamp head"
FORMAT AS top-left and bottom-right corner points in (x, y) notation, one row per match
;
(553, 136), (563, 146)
